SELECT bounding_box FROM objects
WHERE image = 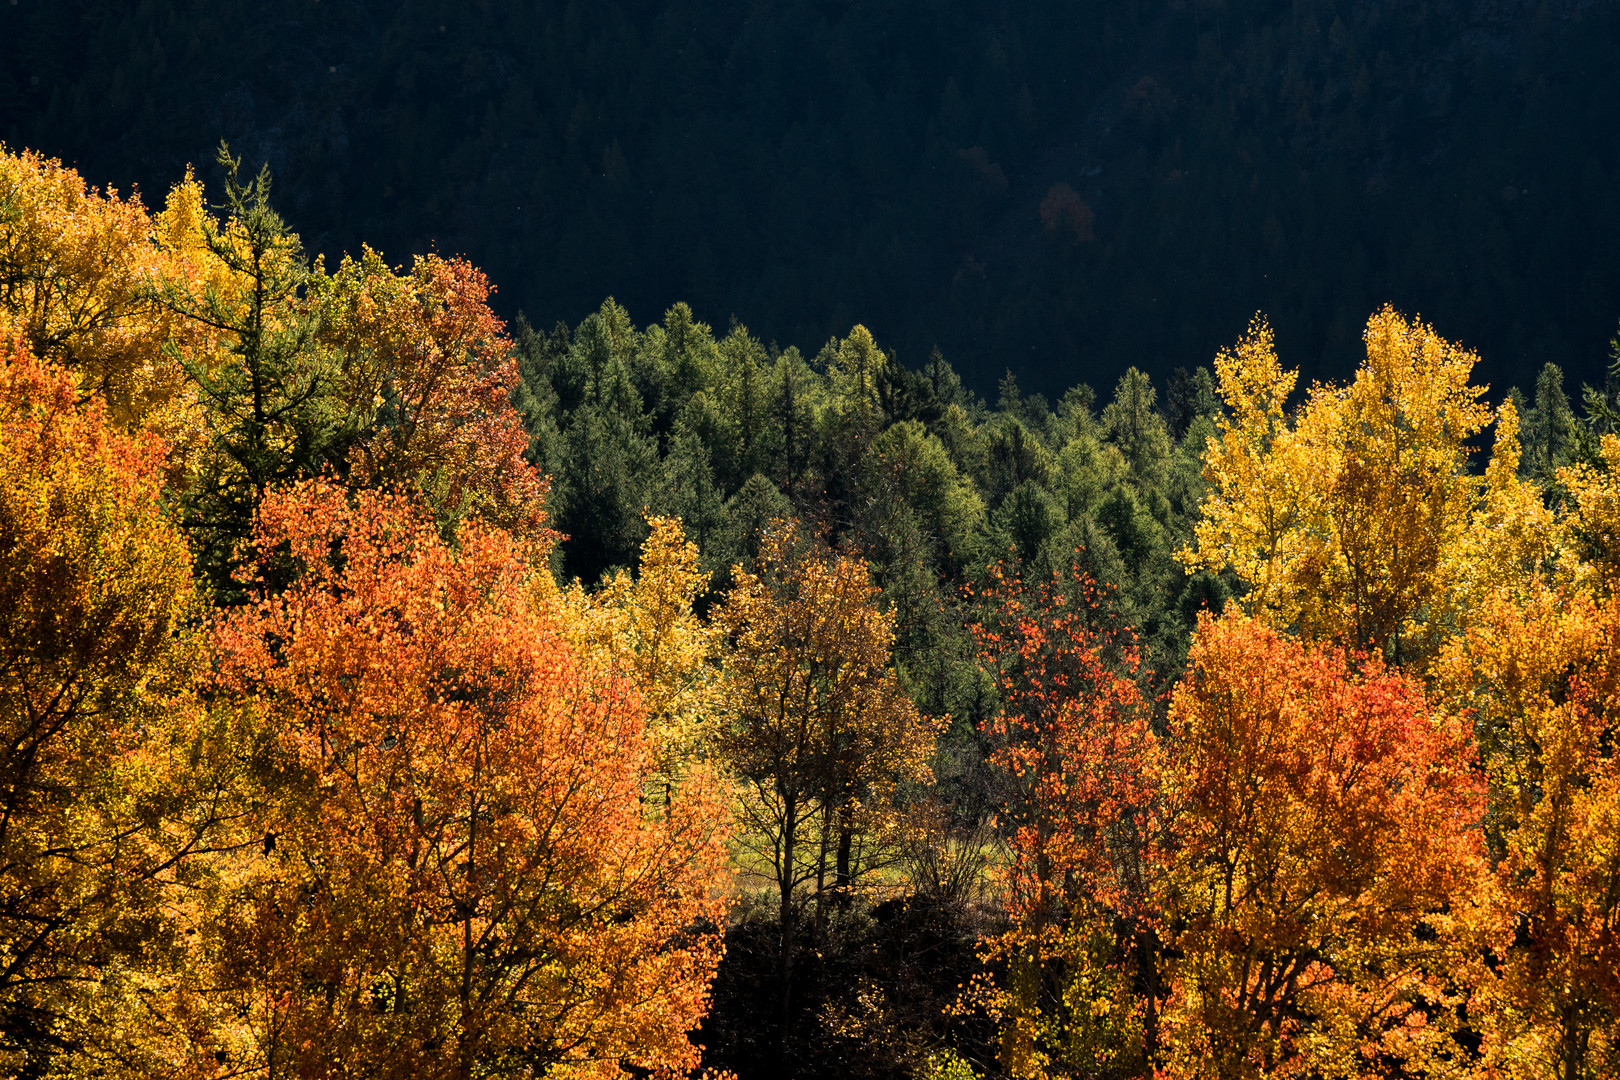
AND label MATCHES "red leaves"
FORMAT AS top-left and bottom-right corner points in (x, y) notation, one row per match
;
(971, 562), (1163, 927)
(969, 564), (1168, 1078)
